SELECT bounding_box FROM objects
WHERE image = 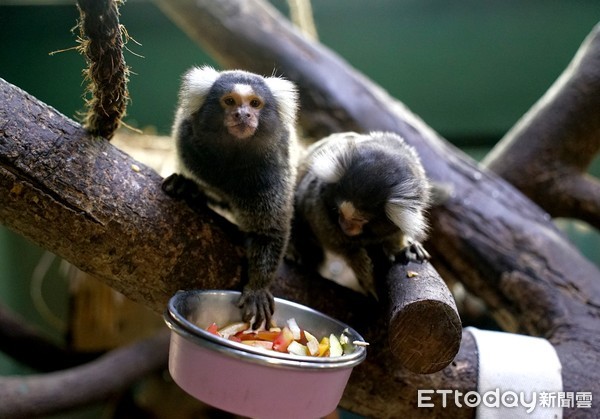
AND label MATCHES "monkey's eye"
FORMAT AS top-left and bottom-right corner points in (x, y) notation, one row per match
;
(222, 96), (236, 106)
(249, 98), (263, 108)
